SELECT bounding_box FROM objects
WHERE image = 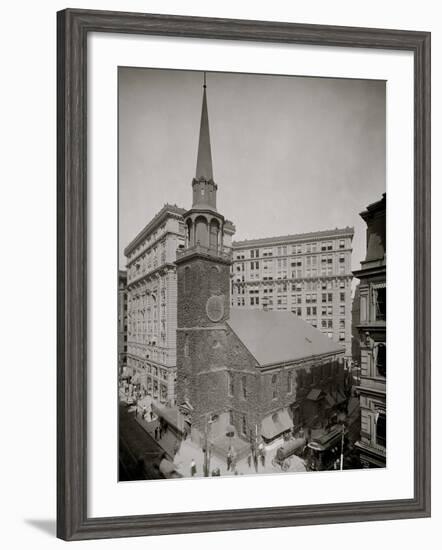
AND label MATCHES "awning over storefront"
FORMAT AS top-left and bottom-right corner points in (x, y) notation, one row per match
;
(159, 458), (176, 476)
(306, 388), (323, 401)
(152, 403), (183, 433)
(335, 390), (347, 404)
(325, 393), (336, 408)
(261, 409), (293, 440)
